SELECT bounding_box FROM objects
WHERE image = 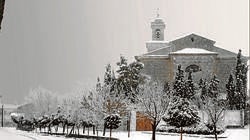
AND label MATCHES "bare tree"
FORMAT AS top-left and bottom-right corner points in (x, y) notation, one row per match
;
(136, 81), (171, 140)
(203, 98), (225, 140)
(81, 84), (126, 137)
(202, 75), (226, 140)
(25, 86), (58, 118)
